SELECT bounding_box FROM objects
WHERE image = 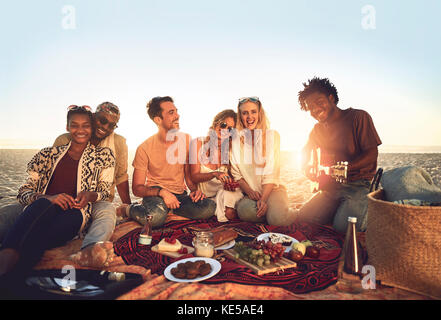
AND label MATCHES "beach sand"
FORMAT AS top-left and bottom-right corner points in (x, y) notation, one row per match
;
(1, 149), (440, 207)
(1, 149), (439, 300)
